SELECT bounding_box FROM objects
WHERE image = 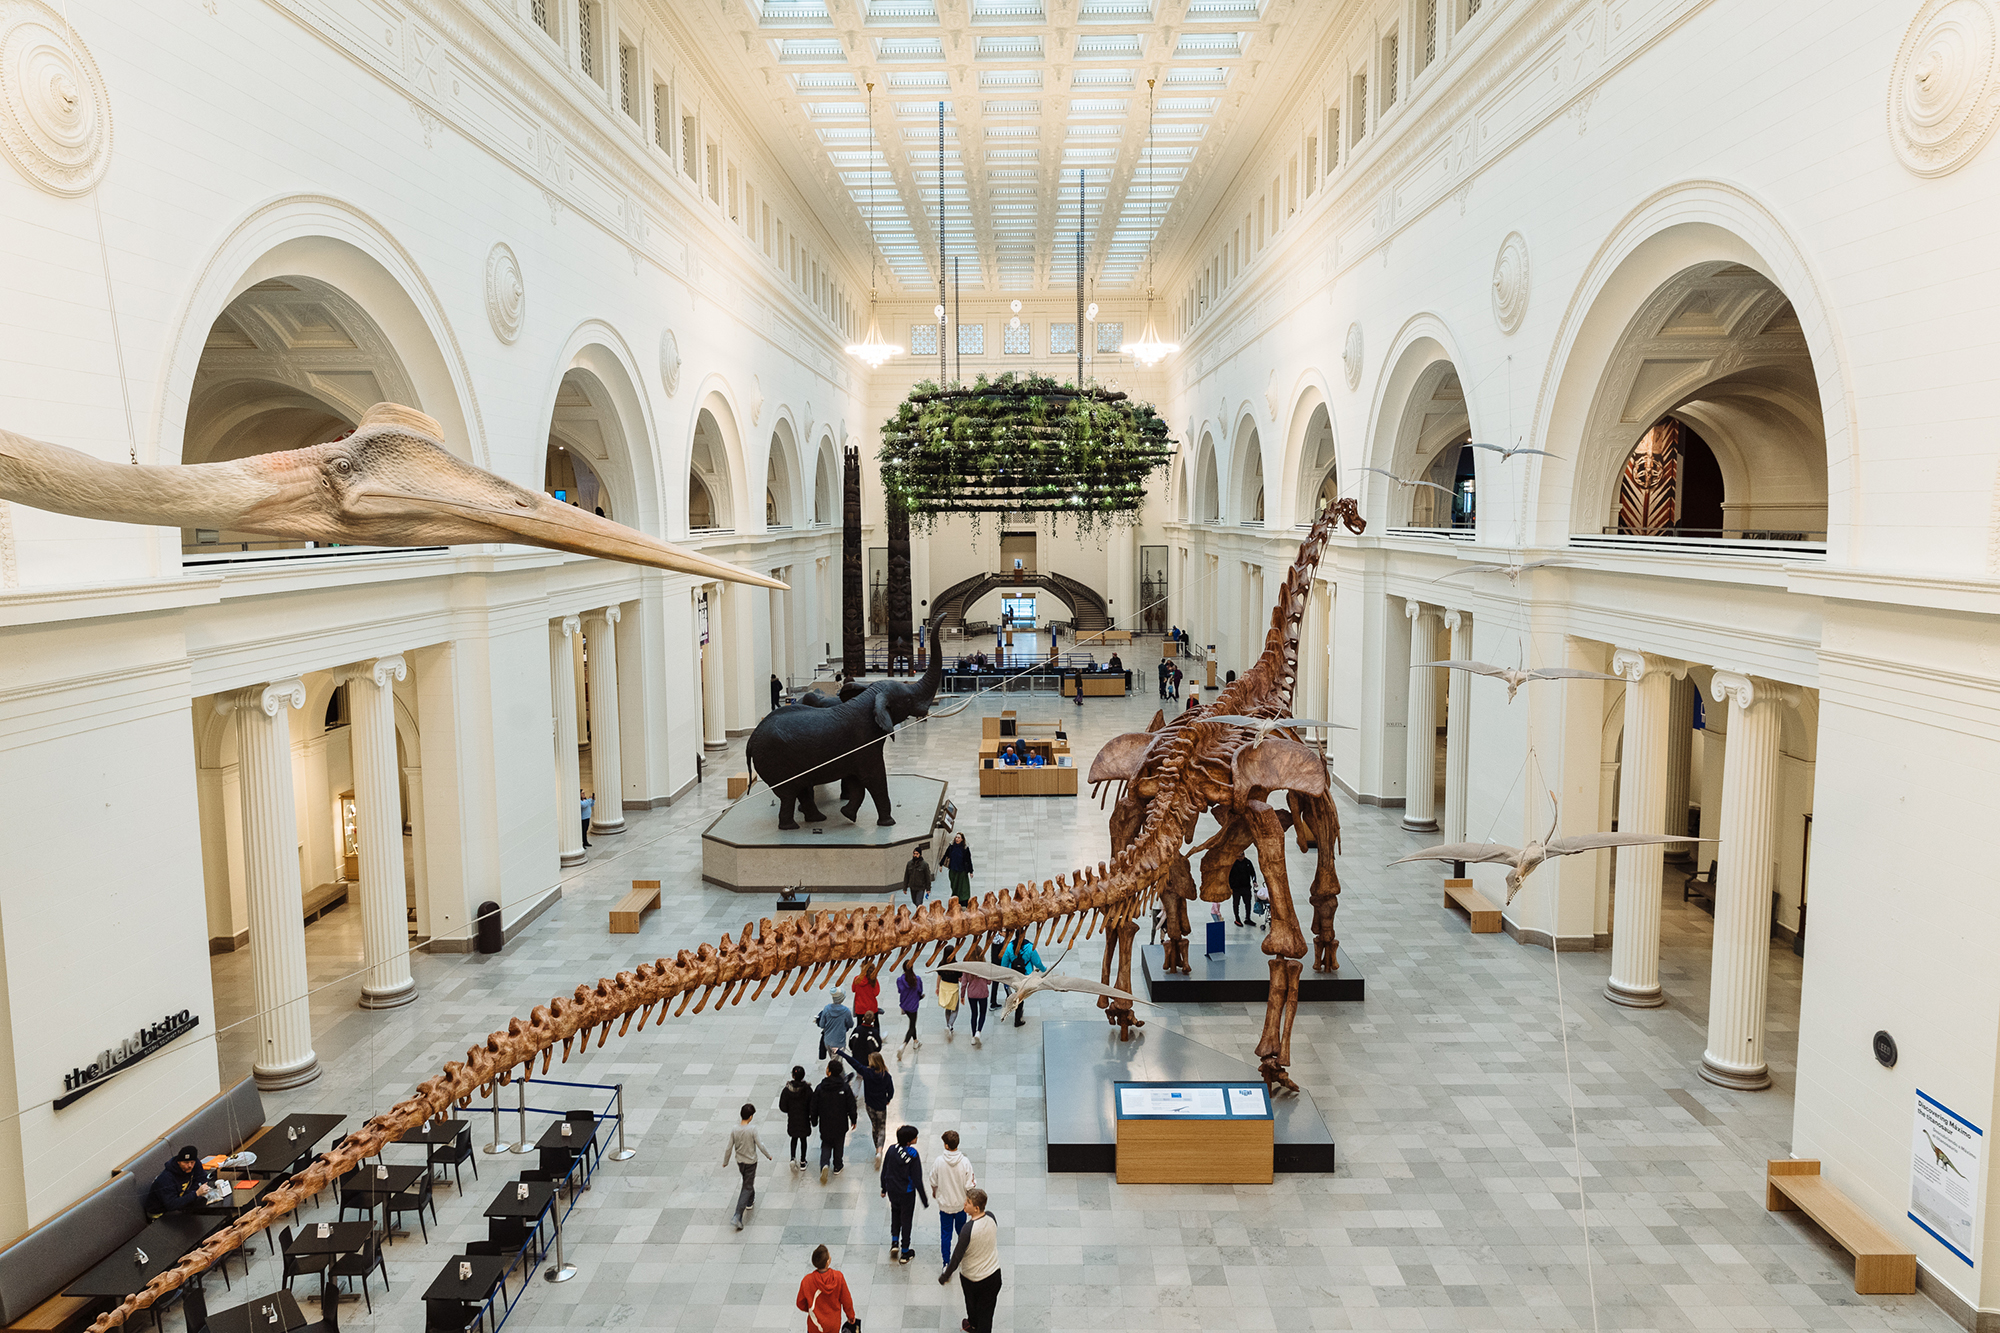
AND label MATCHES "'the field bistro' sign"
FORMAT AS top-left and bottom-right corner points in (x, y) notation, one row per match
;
(56, 1010), (200, 1110)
